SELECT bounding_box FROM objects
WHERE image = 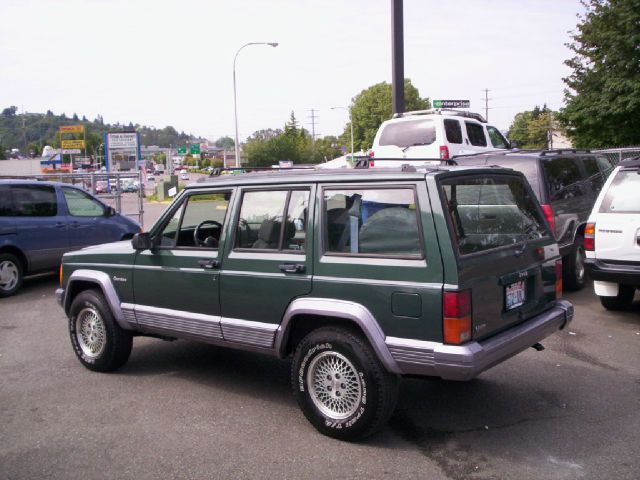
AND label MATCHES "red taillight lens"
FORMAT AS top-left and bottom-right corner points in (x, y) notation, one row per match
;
(541, 204), (555, 235)
(555, 259), (563, 298)
(369, 160), (375, 168)
(369, 150), (375, 158)
(59, 264), (64, 286)
(584, 223), (595, 251)
(439, 145), (450, 160)
(443, 290), (472, 344)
